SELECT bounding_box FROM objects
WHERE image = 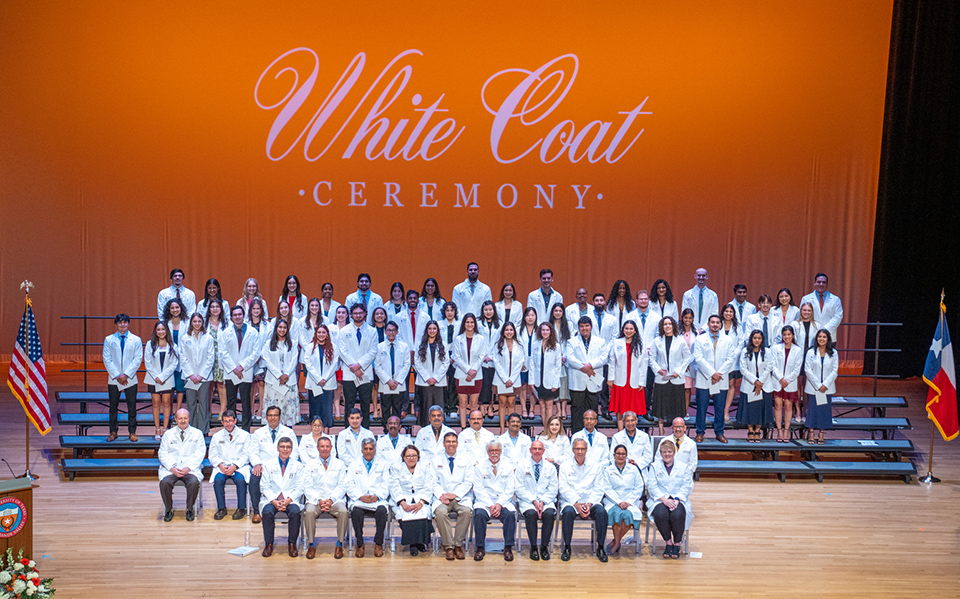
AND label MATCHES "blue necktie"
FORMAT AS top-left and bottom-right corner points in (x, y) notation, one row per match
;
(118, 333), (126, 353)
(365, 461), (372, 473)
(588, 431), (594, 446)
(738, 303), (744, 320)
(448, 456), (455, 473)
(270, 428), (277, 442)
(356, 326), (362, 344)
(641, 312), (646, 328)
(763, 316), (770, 347)
(390, 343), (395, 376)
(534, 462), (541, 482)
